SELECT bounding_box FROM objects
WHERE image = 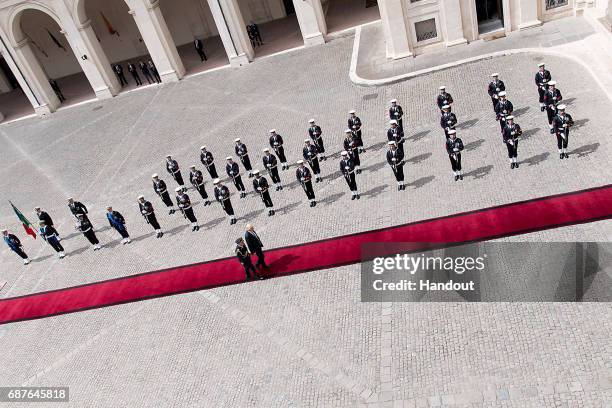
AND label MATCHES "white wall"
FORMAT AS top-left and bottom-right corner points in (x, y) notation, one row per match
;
(238, 0), (286, 24)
